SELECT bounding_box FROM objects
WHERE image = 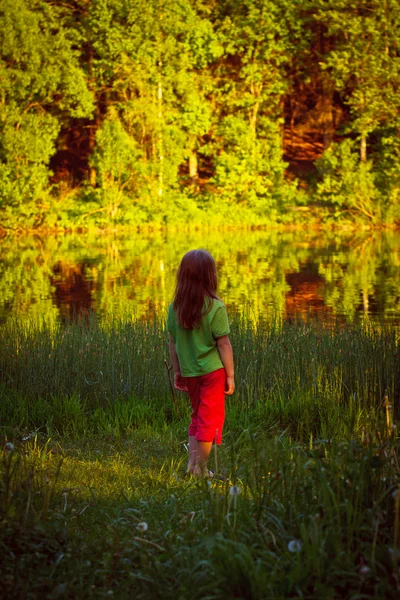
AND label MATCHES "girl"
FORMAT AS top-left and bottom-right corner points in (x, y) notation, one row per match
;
(167, 249), (235, 477)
